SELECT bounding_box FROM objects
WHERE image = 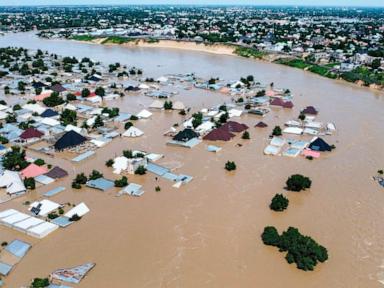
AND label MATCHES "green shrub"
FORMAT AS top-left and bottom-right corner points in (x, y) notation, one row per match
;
(2, 146), (28, 171)
(31, 277), (50, 288)
(124, 122), (133, 130)
(24, 177), (36, 190)
(47, 212), (58, 219)
(225, 161), (236, 171)
(69, 214), (81, 221)
(71, 181), (81, 189)
(74, 173), (87, 184)
(114, 176), (128, 187)
(135, 165), (147, 175)
(272, 126), (282, 136)
(261, 226), (280, 246)
(89, 170), (103, 180)
(242, 131), (250, 140)
(270, 194), (289, 211)
(0, 135), (9, 144)
(164, 101), (173, 110)
(34, 159), (45, 166)
(261, 226), (328, 271)
(286, 174), (312, 192)
(106, 159), (114, 167)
